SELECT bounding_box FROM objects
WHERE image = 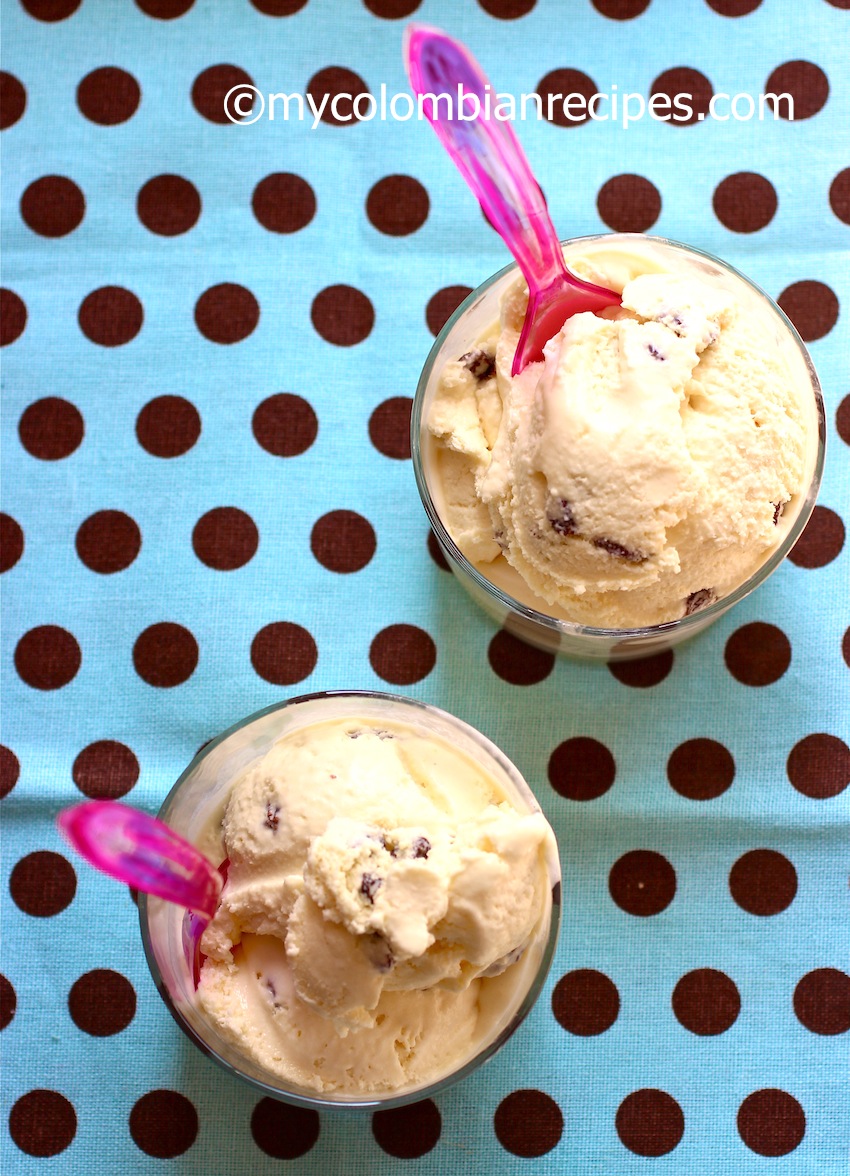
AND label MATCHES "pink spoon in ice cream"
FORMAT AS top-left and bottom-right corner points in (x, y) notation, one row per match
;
(57, 801), (224, 981)
(405, 24), (621, 374)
